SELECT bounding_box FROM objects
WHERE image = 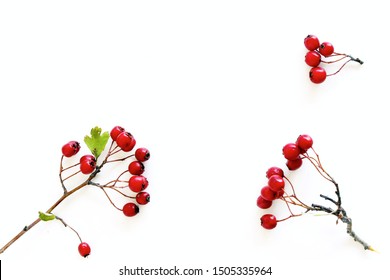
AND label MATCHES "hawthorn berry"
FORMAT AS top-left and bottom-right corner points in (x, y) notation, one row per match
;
(136, 192), (150, 205)
(62, 141), (81, 157)
(257, 195), (272, 209)
(128, 175), (149, 192)
(78, 242), (91, 257)
(260, 186), (277, 201)
(80, 156), (96, 174)
(305, 51), (321, 67)
(286, 158), (303, 171)
(319, 42), (334, 57)
(116, 132), (136, 152)
(268, 175), (285, 192)
(274, 188), (284, 199)
(282, 143), (301, 160)
(266, 167), (284, 179)
(128, 161), (145, 175)
(122, 202), (139, 217)
(110, 126), (125, 141)
(135, 147), (150, 162)
(80, 154), (95, 163)
(309, 66), (327, 84)
(260, 214), (277, 230)
(296, 134), (313, 151)
(304, 35), (320, 51)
